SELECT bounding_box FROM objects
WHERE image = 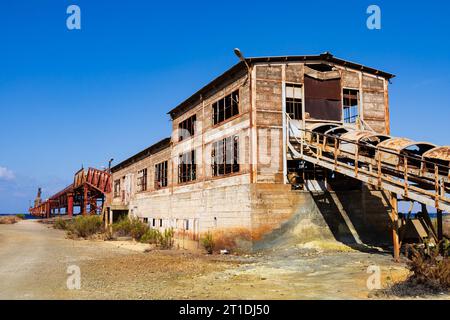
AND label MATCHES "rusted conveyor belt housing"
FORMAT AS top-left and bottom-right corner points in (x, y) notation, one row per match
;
(286, 115), (450, 213)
